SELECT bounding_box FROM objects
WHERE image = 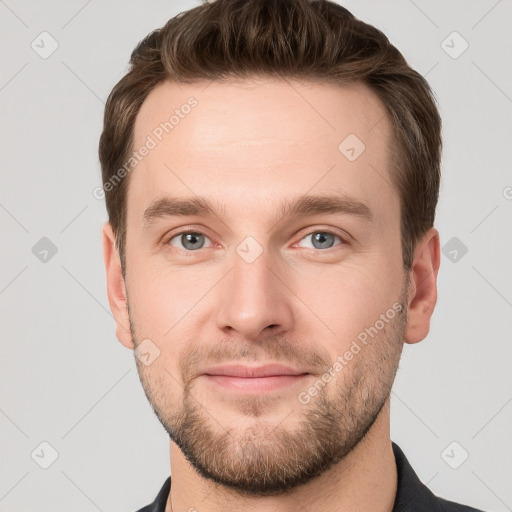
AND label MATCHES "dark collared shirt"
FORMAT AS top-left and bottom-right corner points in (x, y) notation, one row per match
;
(134, 442), (485, 511)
